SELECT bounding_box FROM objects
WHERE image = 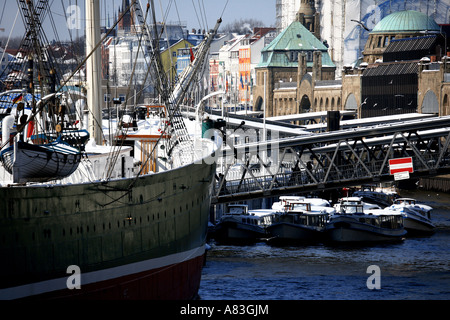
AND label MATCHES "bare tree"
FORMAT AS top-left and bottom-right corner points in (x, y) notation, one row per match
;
(221, 18), (267, 34)
(0, 36), (23, 50)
